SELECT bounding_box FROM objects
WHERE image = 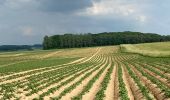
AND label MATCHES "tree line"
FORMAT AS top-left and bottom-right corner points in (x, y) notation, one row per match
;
(0, 44), (42, 51)
(43, 31), (170, 50)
